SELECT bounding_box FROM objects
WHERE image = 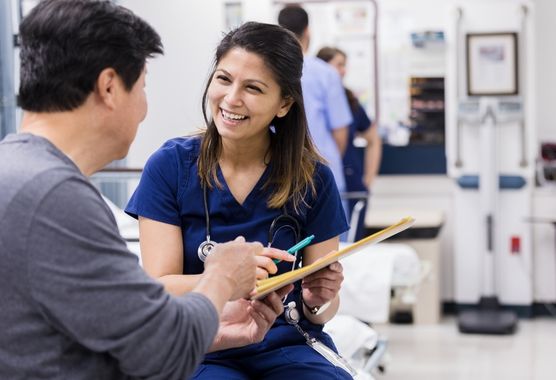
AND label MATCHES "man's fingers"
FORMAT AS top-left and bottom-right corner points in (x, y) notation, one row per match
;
(260, 291), (286, 315)
(251, 299), (279, 324)
(256, 267), (269, 280)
